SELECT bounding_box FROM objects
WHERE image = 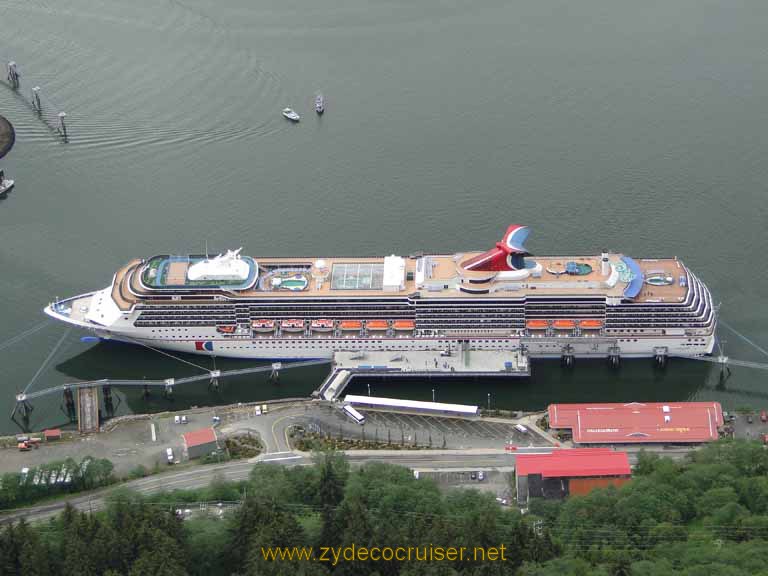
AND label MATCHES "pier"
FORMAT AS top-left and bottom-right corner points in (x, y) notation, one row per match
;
(315, 348), (530, 402)
(9, 359), (331, 430)
(2, 60), (70, 142)
(77, 387), (99, 433)
(10, 310), (768, 434)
